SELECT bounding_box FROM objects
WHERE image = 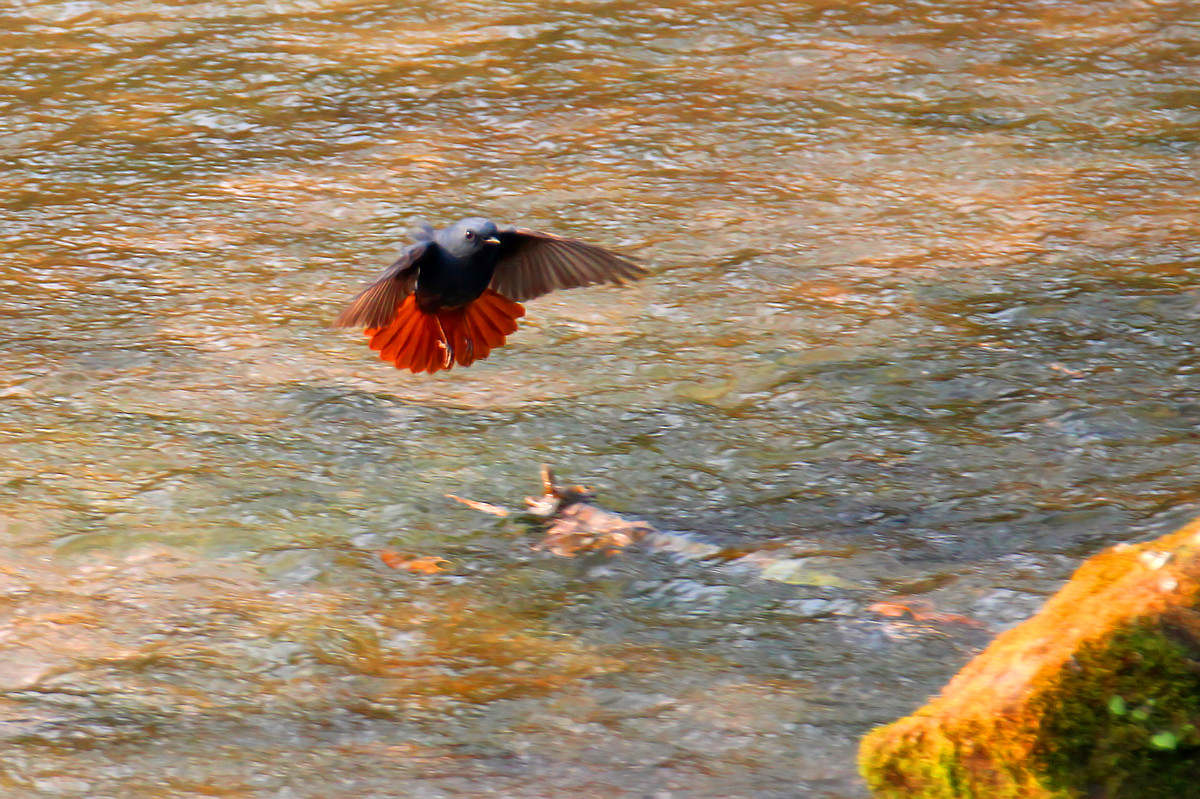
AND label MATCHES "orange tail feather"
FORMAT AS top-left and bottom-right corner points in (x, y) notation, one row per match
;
(472, 291), (524, 344)
(379, 307), (424, 363)
(360, 291), (525, 374)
